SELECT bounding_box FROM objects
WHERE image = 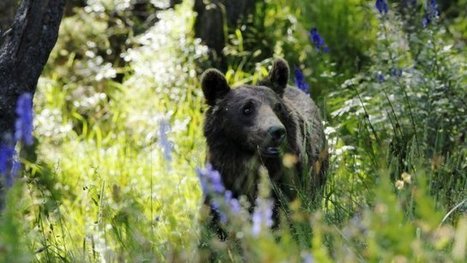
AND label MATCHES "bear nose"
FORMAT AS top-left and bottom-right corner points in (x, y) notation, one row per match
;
(268, 126), (286, 142)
